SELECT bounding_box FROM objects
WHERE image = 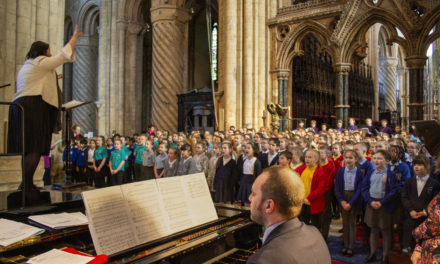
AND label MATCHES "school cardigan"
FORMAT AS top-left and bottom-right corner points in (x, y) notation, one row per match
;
(361, 169), (400, 213)
(13, 44), (75, 108)
(334, 167), (364, 209)
(358, 158), (373, 177)
(321, 158), (336, 193)
(295, 164), (326, 214)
